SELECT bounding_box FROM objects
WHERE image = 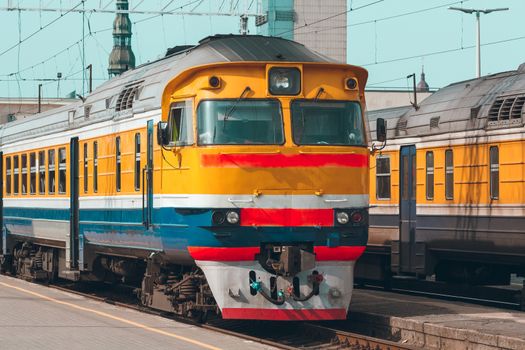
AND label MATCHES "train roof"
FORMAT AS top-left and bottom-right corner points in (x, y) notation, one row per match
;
(368, 62), (525, 140)
(0, 34), (340, 146)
